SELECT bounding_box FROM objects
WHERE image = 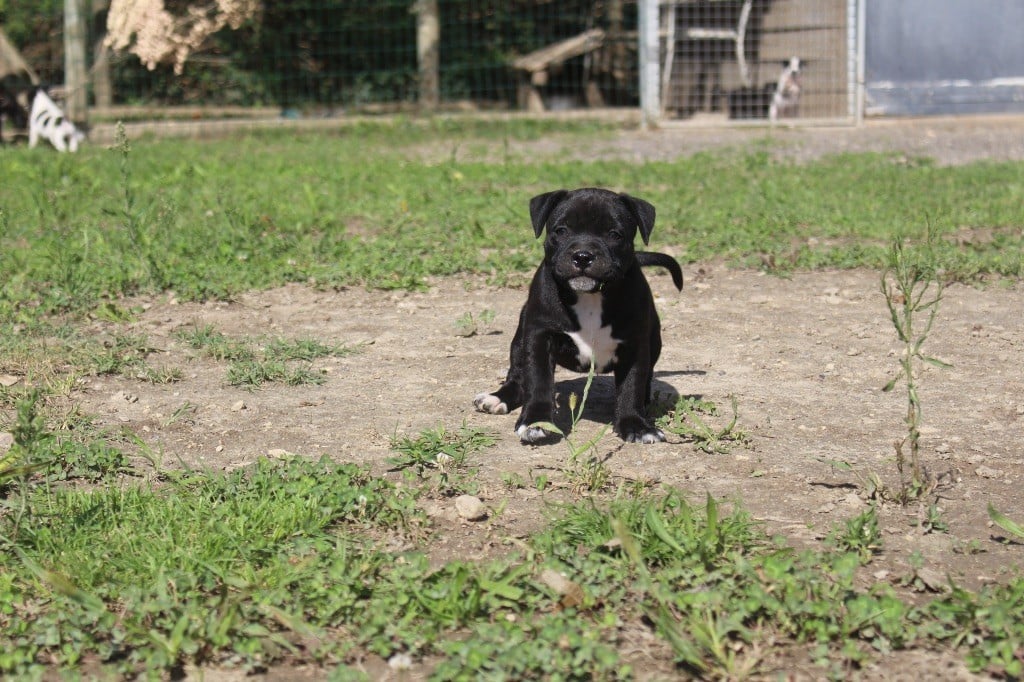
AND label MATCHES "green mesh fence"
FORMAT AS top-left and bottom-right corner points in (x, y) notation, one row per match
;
(1, 1), (640, 114)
